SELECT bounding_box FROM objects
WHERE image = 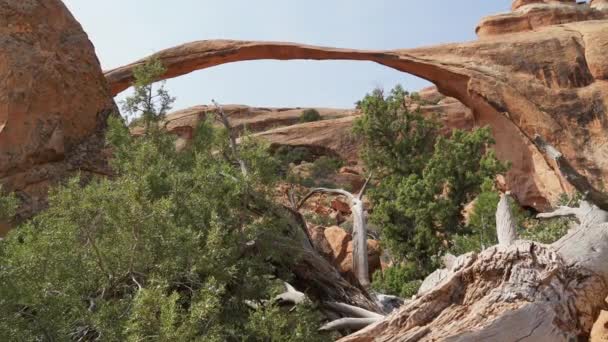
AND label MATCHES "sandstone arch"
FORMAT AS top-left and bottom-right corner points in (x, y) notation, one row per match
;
(105, 23), (608, 210)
